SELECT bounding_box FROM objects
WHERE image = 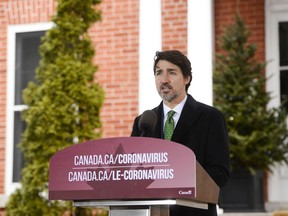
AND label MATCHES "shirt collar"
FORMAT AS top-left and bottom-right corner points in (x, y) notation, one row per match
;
(163, 95), (187, 117)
